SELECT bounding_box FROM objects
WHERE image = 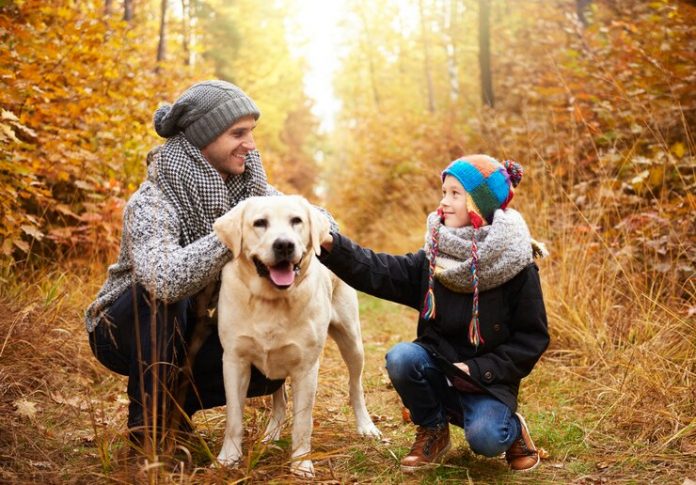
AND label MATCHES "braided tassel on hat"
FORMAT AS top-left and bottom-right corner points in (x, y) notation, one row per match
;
(468, 229), (485, 347)
(421, 215), (441, 320)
